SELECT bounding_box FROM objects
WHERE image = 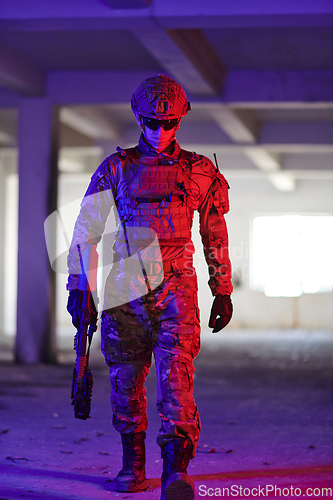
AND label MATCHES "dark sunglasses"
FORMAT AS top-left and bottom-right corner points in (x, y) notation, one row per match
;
(141, 116), (179, 131)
